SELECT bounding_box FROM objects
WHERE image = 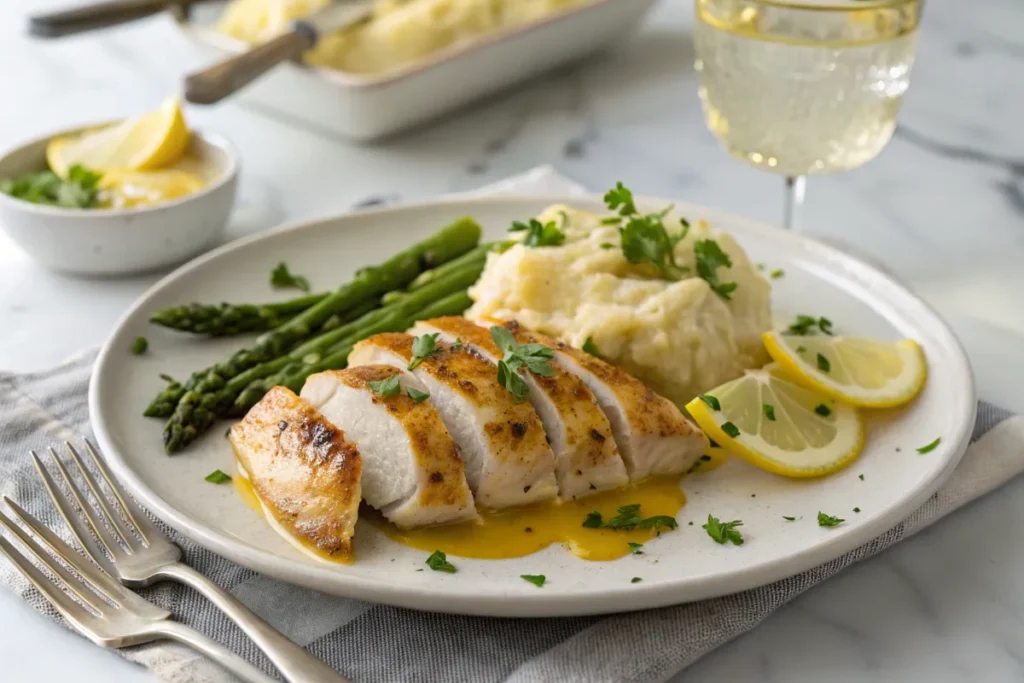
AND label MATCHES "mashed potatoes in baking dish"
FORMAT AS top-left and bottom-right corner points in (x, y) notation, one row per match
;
(216, 0), (592, 75)
(468, 205), (772, 408)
